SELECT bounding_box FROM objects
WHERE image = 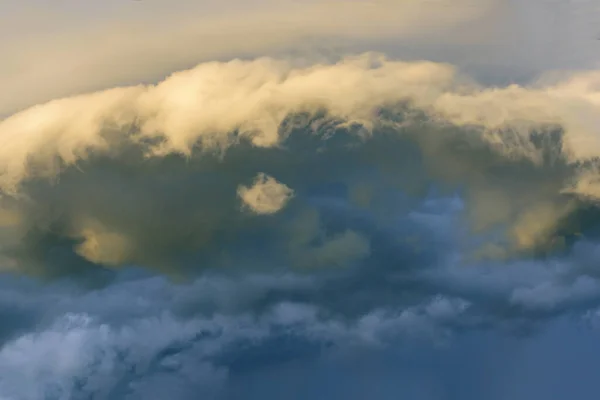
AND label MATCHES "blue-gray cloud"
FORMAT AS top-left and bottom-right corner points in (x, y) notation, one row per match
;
(3, 2), (600, 398)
